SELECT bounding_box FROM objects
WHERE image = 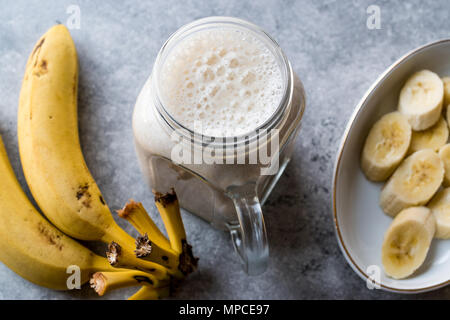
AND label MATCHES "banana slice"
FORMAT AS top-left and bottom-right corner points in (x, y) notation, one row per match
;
(427, 188), (450, 239)
(380, 149), (444, 217)
(442, 77), (450, 108)
(445, 77), (450, 125)
(398, 70), (444, 131)
(438, 144), (450, 187)
(361, 112), (412, 181)
(408, 117), (449, 155)
(382, 206), (436, 279)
